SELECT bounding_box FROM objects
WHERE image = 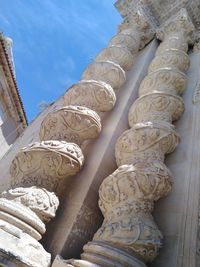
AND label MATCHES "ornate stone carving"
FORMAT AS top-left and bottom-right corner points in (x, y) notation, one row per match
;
(10, 140), (84, 192)
(156, 9), (195, 43)
(128, 92), (184, 125)
(148, 49), (190, 73)
(156, 35), (188, 54)
(138, 68), (187, 97)
(63, 80), (116, 113)
(96, 45), (134, 71)
(81, 61), (126, 90)
(115, 122), (180, 166)
(0, 186), (59, 267)
(79, 162), (171, 264)
(117, 12), (155, 49)
(40, 106), (101, 146)
(1, 187), (59, 224)
(109, 31), (140, 54)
